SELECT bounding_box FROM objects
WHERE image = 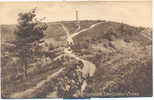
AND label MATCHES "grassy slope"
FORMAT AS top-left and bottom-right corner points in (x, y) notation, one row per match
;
(0, 20), (102, 42)
(1, 20), (152, 98)
(72, 21), (152, 97)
